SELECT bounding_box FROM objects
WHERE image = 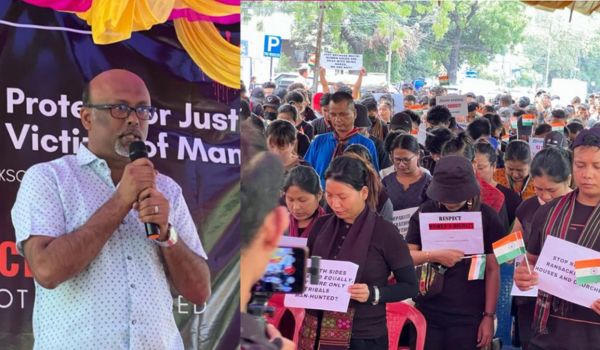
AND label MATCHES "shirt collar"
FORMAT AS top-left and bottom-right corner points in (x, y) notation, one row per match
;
(76, 144), (101, 166)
